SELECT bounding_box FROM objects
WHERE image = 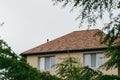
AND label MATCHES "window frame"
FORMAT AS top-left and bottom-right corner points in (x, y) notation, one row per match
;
(83, 53), (104, 68)
(39, 56), (55, 71)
